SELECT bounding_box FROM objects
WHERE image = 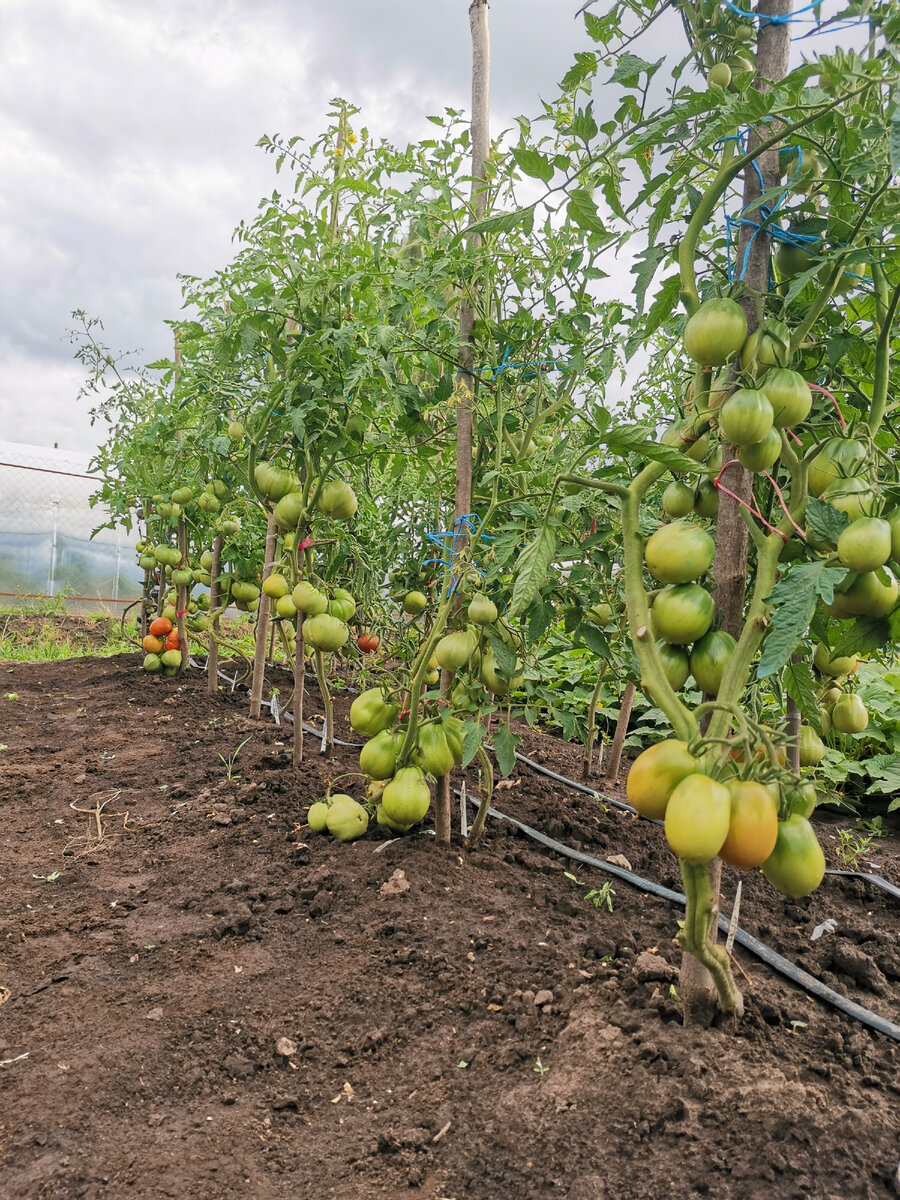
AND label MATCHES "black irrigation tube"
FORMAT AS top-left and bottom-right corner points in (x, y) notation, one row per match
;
(470, 801), (900, 1043)
(206, 664), (899, 1037)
